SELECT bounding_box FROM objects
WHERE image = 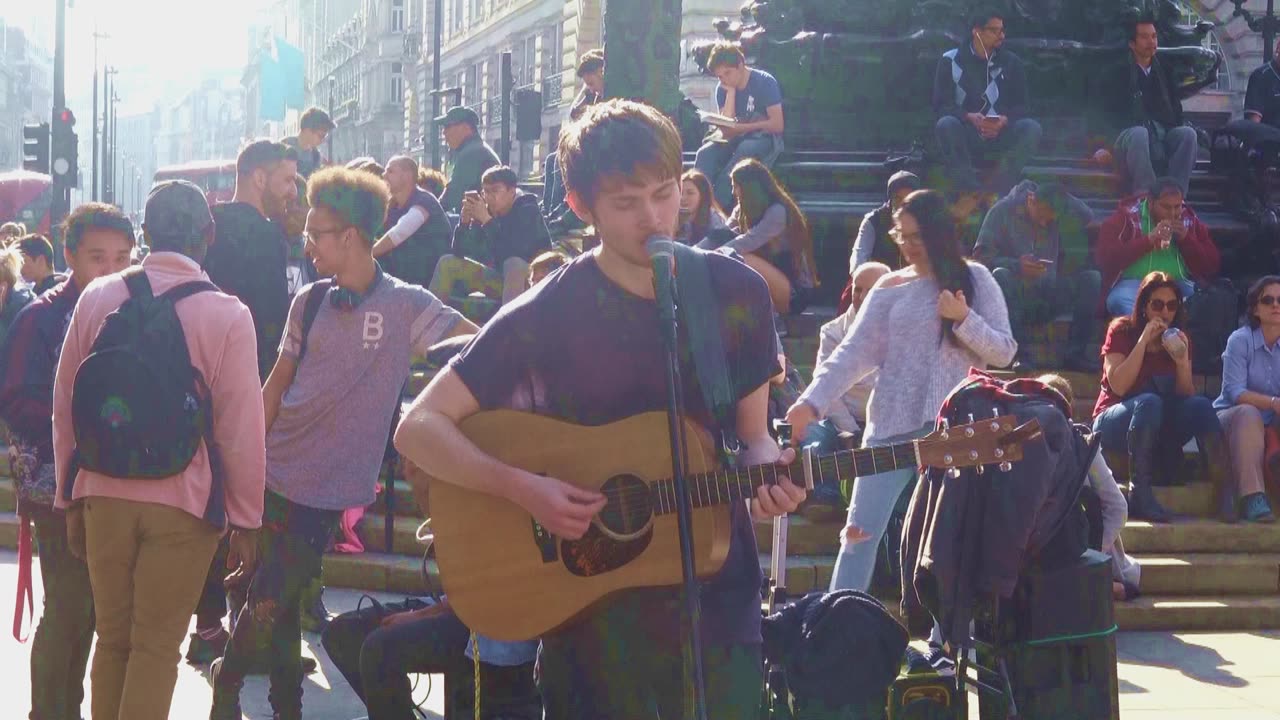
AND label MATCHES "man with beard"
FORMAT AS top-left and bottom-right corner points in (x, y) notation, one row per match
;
(189, 139), (299, 669)
(203, 139), (299, 380)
